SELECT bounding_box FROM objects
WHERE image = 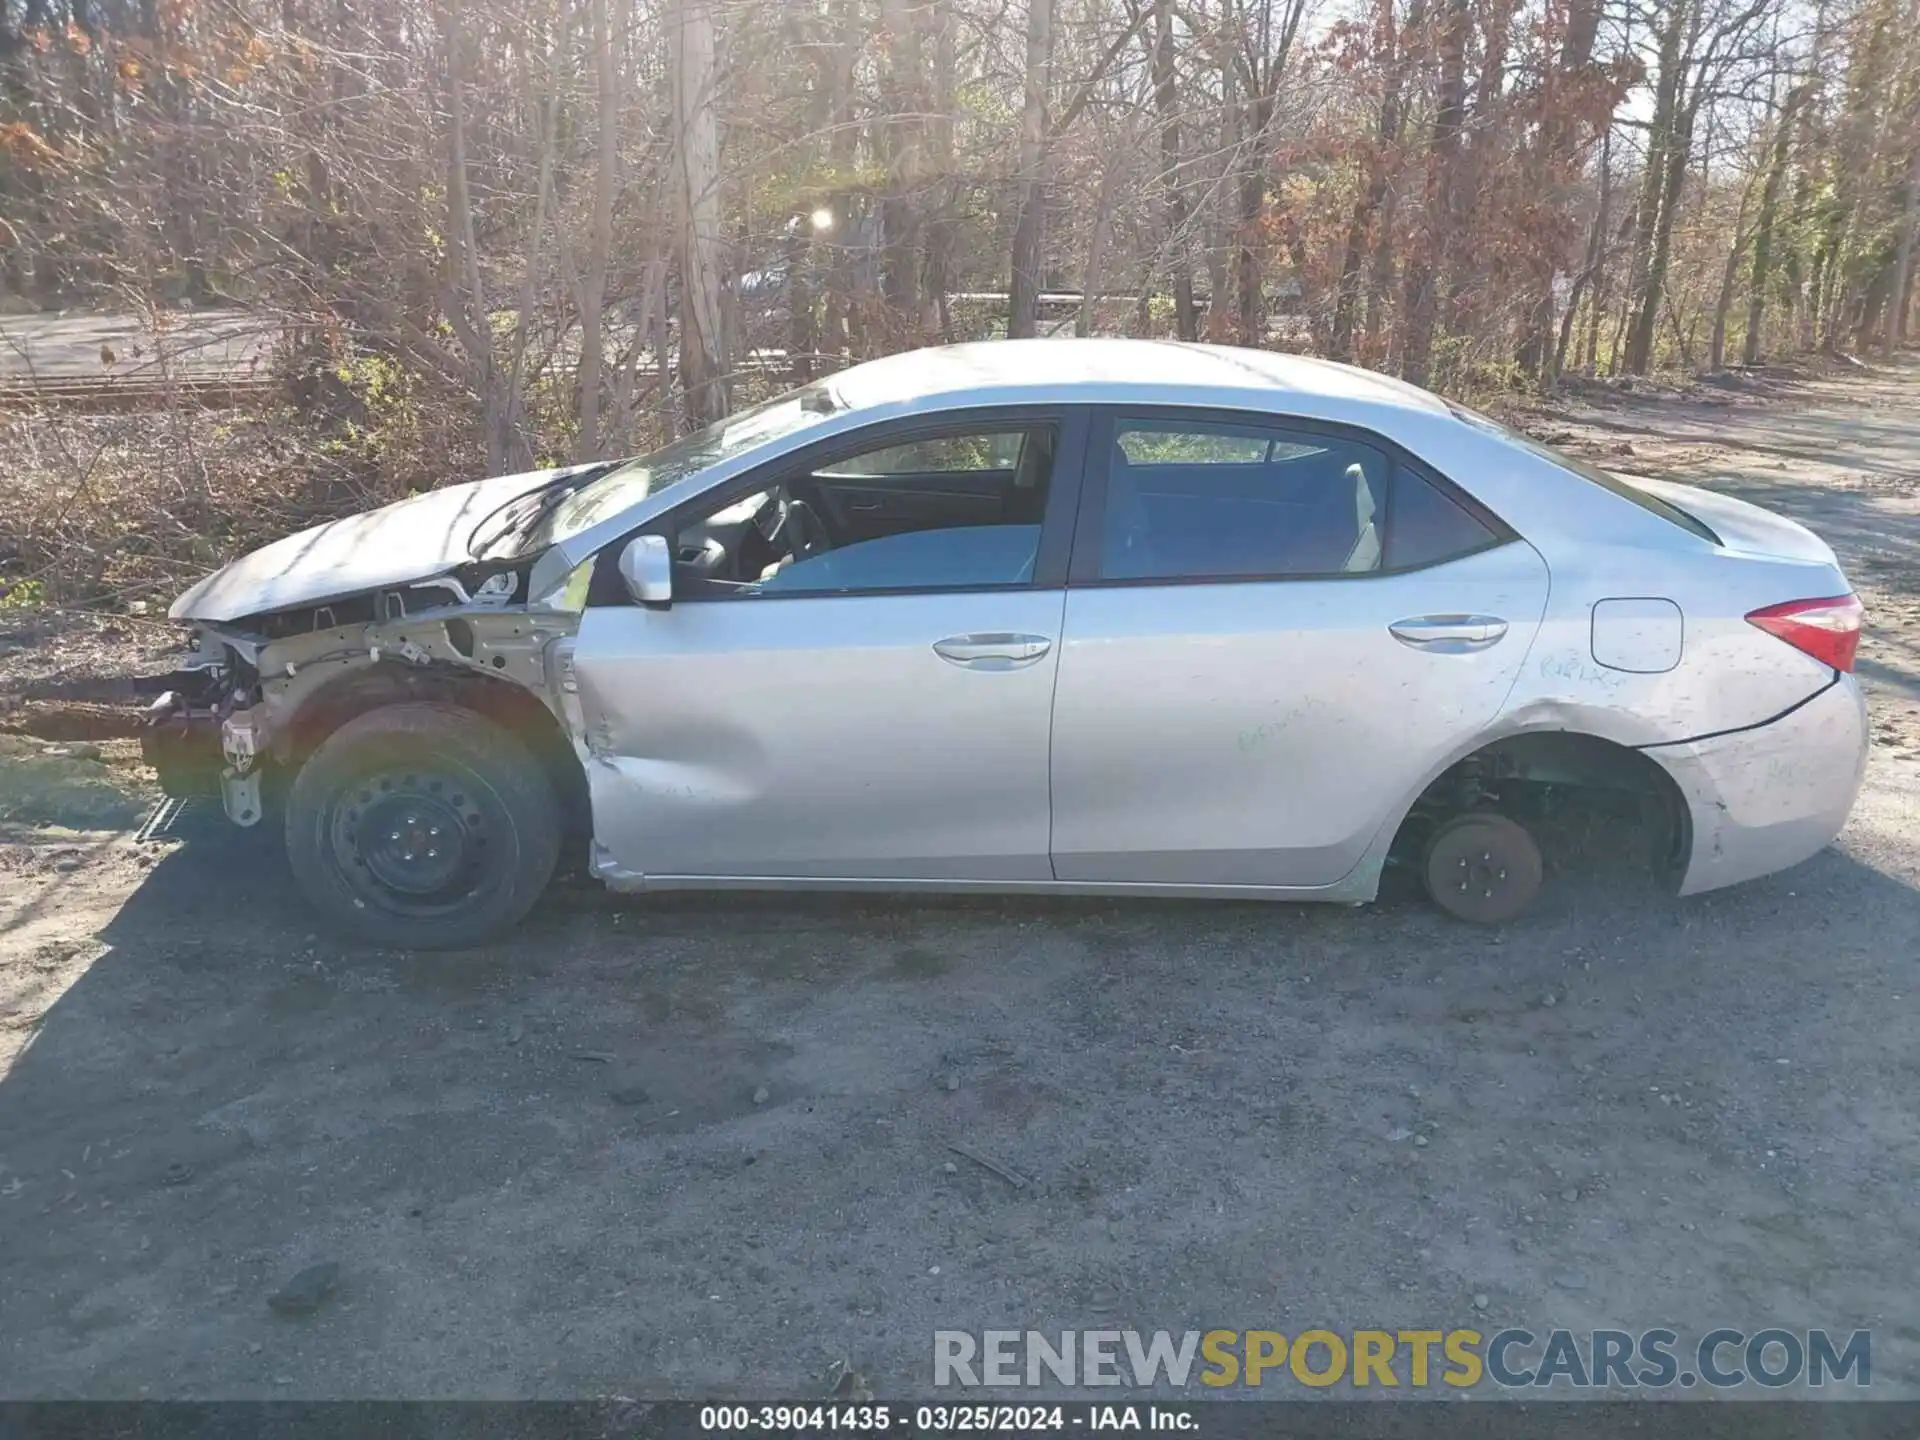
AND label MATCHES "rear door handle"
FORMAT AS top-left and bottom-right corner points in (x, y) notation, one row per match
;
(933, 632), (1053, 670)
(1389, 614), (1509, 653)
